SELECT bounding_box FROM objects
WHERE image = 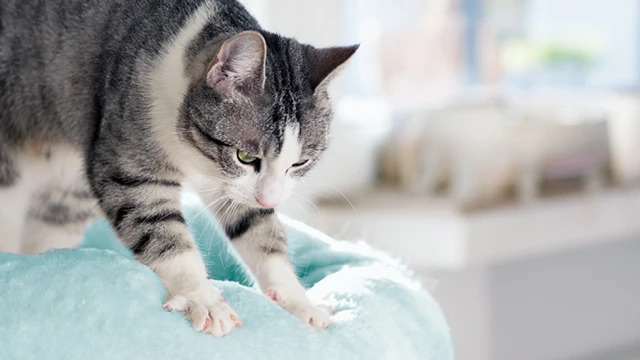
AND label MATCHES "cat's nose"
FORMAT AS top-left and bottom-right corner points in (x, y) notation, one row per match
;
(256, 196), (278, 209)
(256, 176), (283, 208)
